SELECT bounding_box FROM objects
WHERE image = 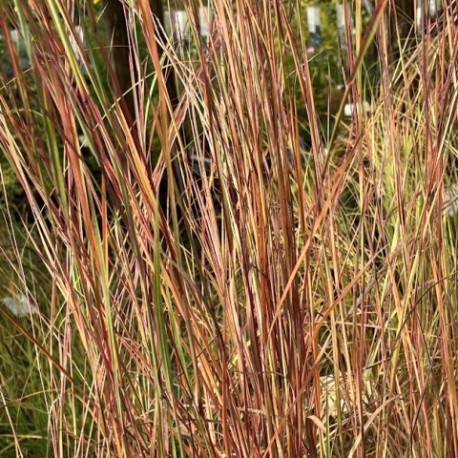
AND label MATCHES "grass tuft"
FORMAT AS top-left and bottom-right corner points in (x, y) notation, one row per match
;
(1, 0), (458, 456)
